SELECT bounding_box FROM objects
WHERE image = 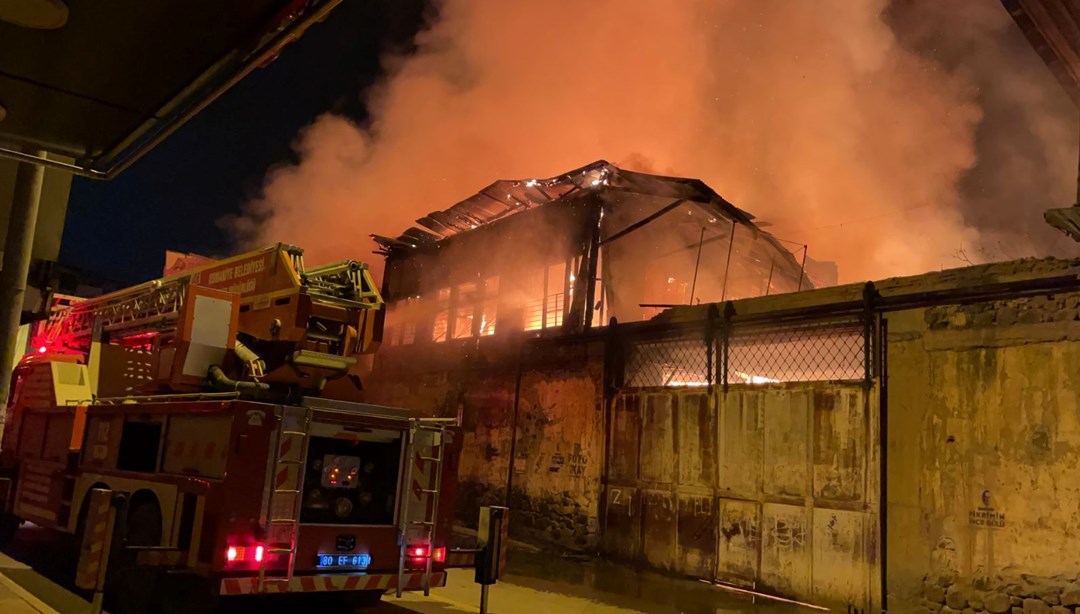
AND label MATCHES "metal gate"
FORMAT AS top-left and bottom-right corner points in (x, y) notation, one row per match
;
(716, 383), (878, 610)
(604, 316), (880, 611)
